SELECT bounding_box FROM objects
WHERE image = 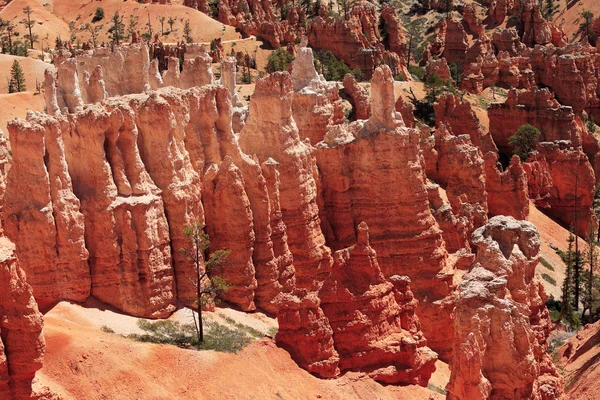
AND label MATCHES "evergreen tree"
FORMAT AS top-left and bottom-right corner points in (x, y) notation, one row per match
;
(8, 59), (26, 93)
(109, 11), (125, 45)
(542, 0), (559, 22)
(21, 6), (37, 50)
(183, 19), (193, 44)
(559, 233), (575, 324)
(508, 124), (541, 162)
(580, 10), (594, 42)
